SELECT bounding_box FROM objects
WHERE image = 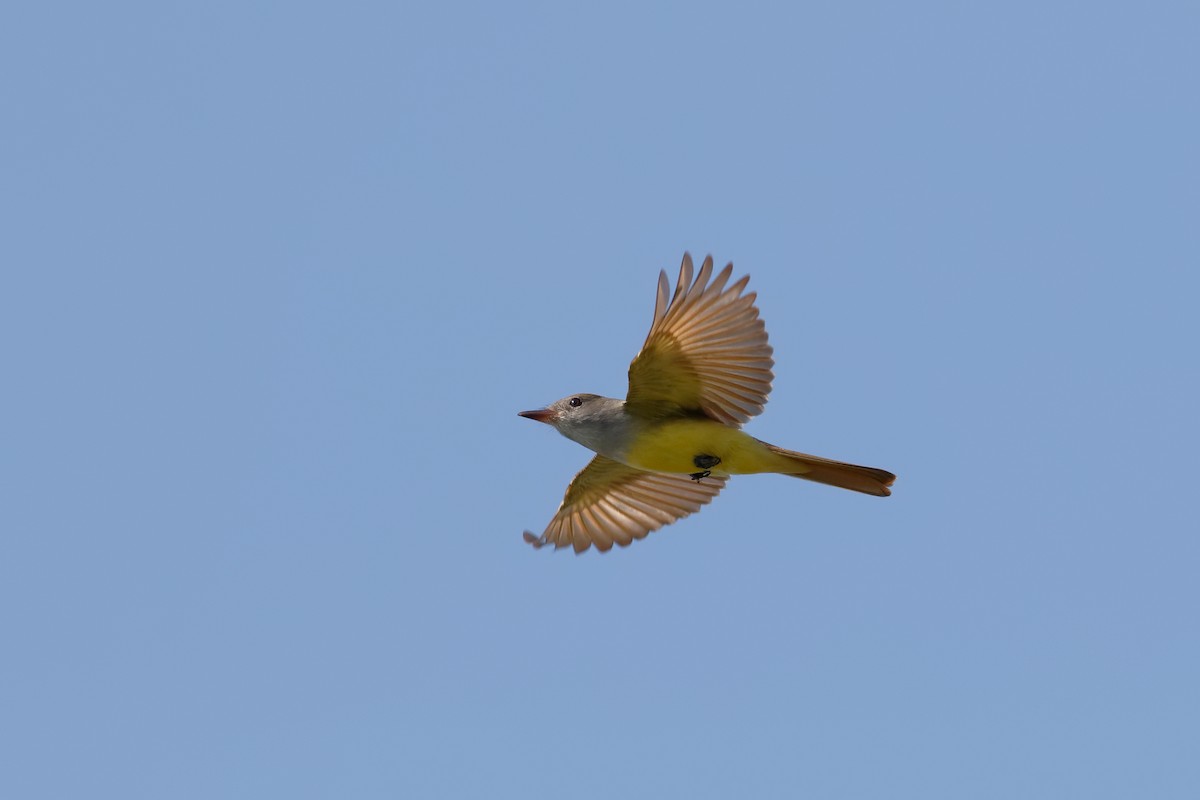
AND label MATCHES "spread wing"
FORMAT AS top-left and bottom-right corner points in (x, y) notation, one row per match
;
(625, 253), (774, 425)
(523, 455), (726, 553)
